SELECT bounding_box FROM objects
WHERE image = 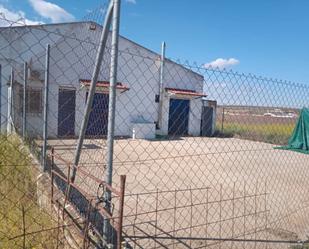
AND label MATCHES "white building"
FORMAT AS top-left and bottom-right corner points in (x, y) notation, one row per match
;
(0, 22), (214, 139)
